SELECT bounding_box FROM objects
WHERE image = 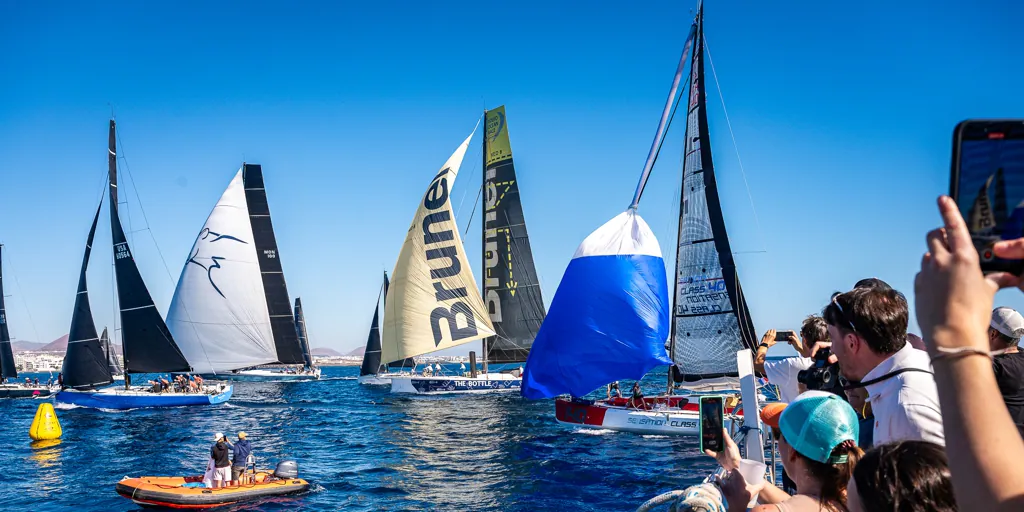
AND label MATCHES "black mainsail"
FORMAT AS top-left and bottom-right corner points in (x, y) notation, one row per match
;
(481, 106), (546, 364)
(108, 120), (191, 375)
(61, 201), (114, 389)
(242, 164), (305, 365)
(0, 245), (16, 381)
(670, 5), (758, 383)
(294, 298), (314, 369)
